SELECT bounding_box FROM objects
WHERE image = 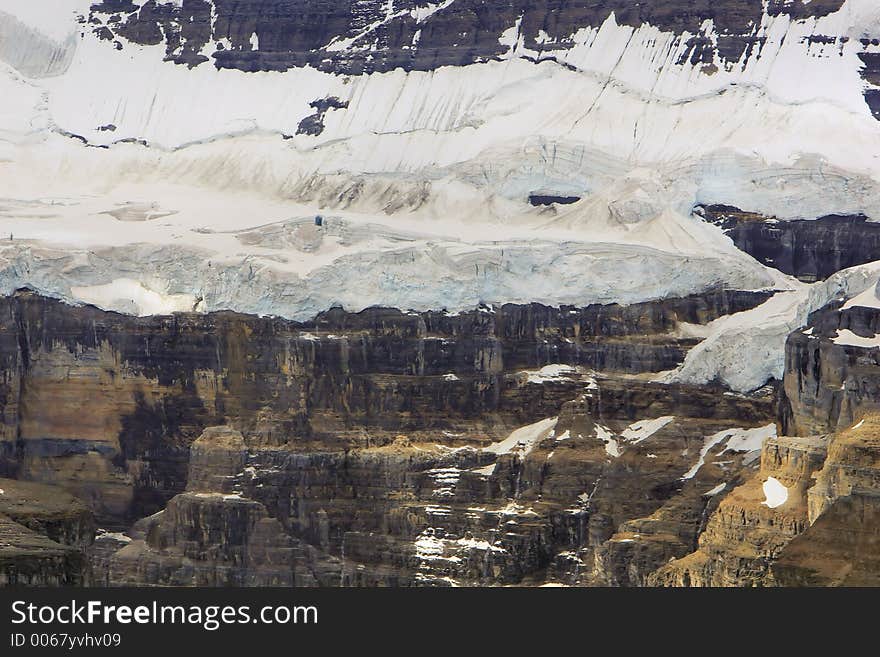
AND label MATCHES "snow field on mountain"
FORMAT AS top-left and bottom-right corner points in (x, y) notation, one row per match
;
(2, 2), (880, 391)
